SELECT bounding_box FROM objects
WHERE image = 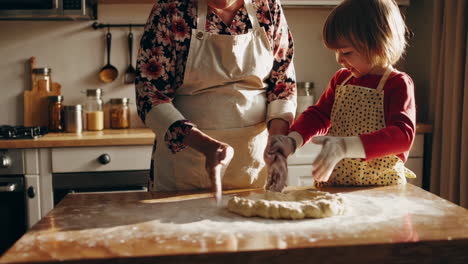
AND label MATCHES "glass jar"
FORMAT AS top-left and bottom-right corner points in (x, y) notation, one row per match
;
(297, 81), (314, 97)
(83, 89), (104, 131)
(33, 68), (52, 91)
(110, 98), (130, 129)
(64, 105), (83, 133)
(296, 82), (315, 118)
(48, 95), (64, 132)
